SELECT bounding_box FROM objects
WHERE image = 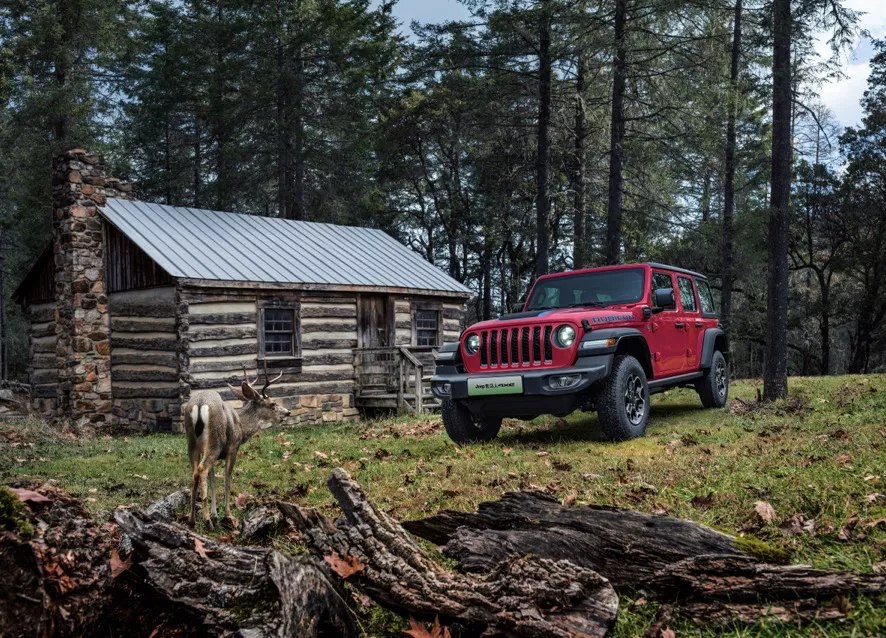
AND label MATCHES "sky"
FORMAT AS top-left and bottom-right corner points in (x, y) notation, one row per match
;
(390, 0), (885, 130)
